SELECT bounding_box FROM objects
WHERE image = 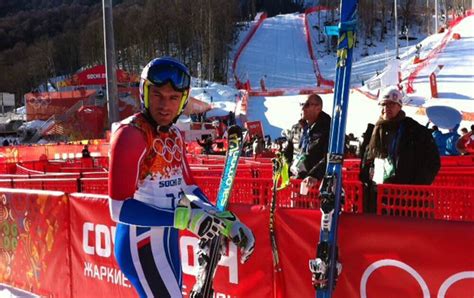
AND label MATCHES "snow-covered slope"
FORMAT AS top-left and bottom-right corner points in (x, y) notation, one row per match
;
(238, 12), (474, 139)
